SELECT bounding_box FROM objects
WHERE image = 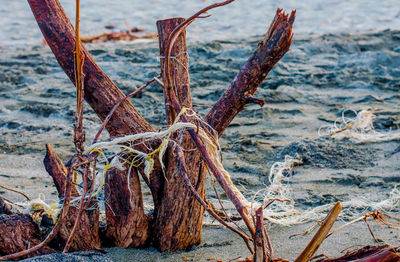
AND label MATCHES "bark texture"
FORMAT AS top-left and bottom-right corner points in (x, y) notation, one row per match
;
(205, 9), (295, 136)
(0, 215), (55, 259)
(43, 144), (101, 251)
(28, 0), (154, 248)
(157, 18), (192, 125)
(104, 168), (151, 248)
(153, 18), (207, 251)
(43, 144), (79, 198)
(56, 205), (101, 251)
